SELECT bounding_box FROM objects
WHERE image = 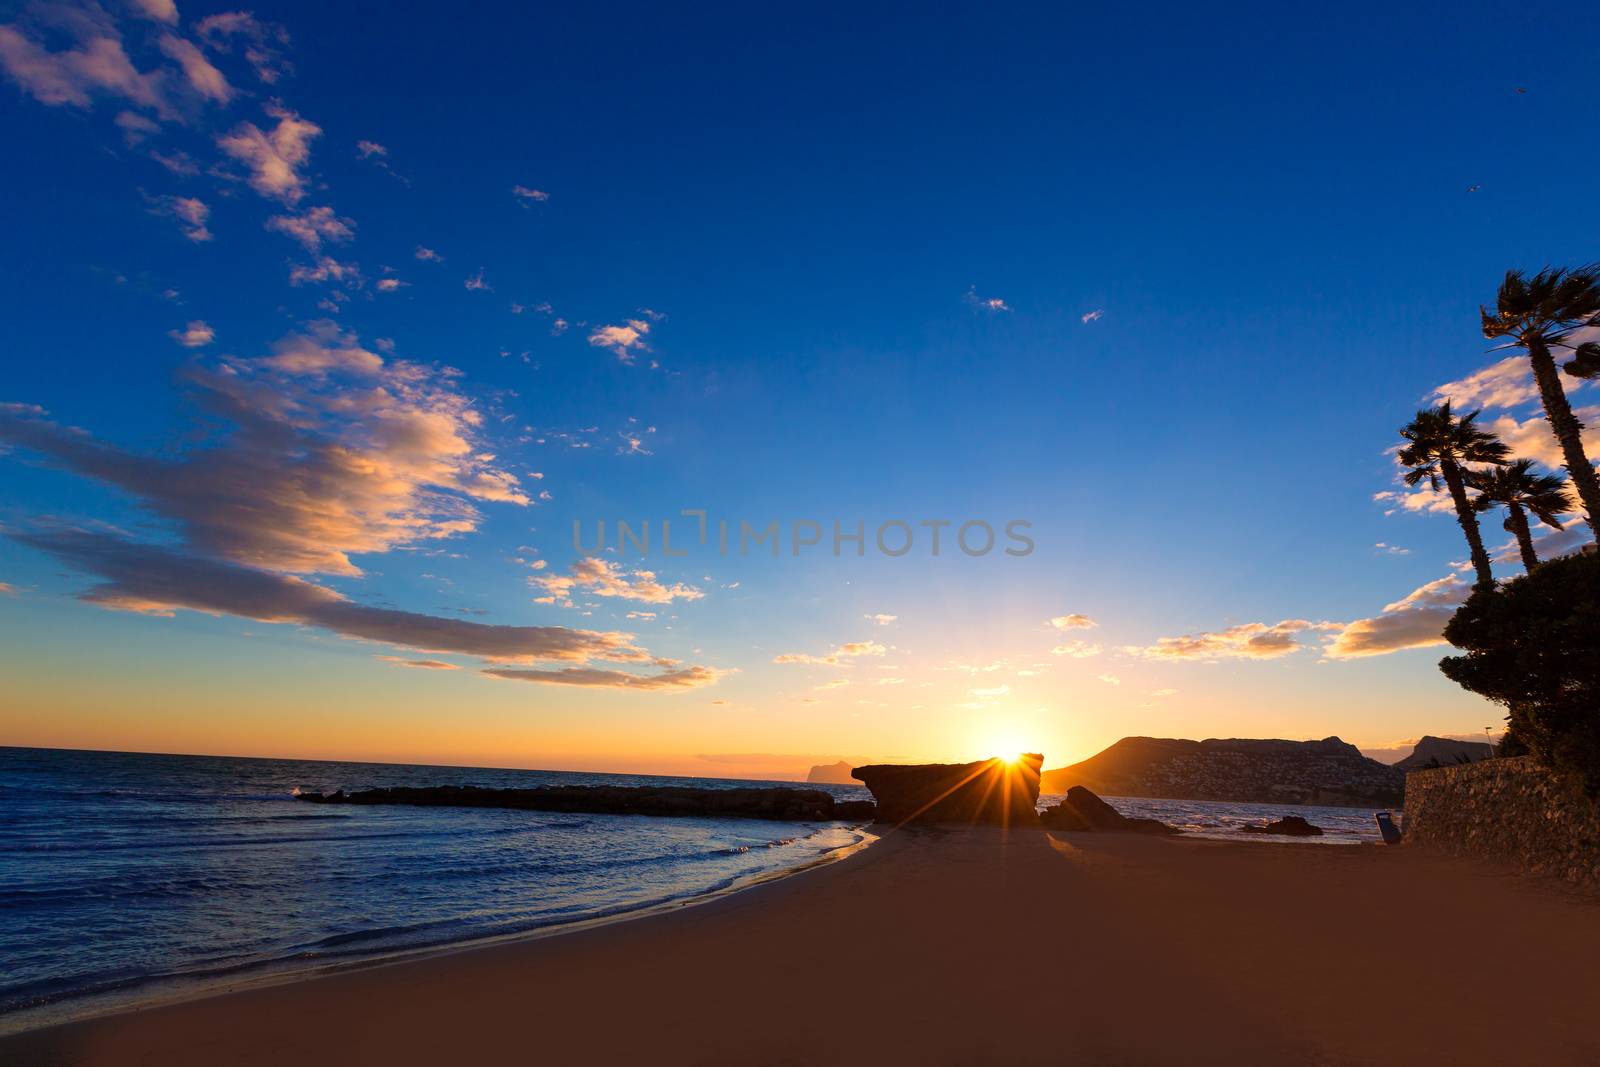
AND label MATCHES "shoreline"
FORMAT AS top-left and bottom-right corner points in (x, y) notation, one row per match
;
(0, 821), (878, 1040)
(5, 827), (1598, 1065)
